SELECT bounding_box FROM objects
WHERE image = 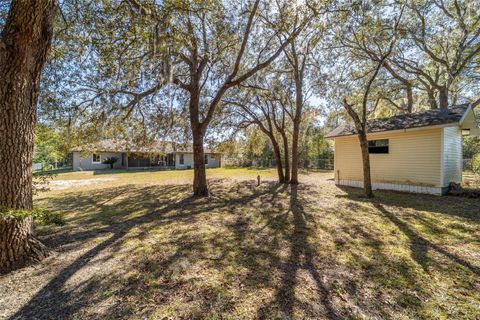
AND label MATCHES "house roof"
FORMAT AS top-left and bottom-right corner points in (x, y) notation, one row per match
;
(71, 139), (219, 154)
(326, 104), (473, 138)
